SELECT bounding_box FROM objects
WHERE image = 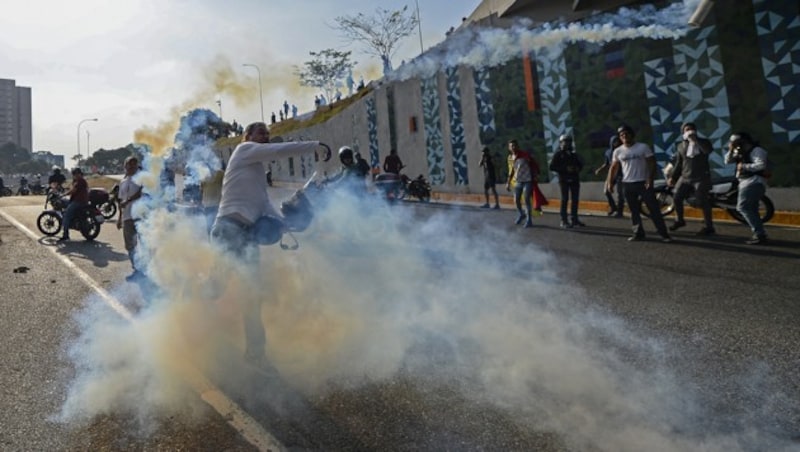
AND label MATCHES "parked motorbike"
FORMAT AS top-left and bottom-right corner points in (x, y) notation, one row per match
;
(0, 178), (11, 197)
(17, 178), (30, 196)
(37, 190), (105, 240)
(641, 176), (774, 225)
(374, 172), (431, 203)
(98, 184), (119, 219)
